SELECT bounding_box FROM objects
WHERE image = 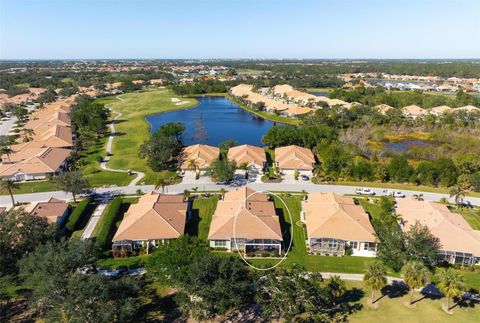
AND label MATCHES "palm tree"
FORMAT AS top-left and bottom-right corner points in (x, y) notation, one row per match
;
(449, 185), (466, 207)
(183, 189), (191, 201)
(0, 146), (13, 163)
(436, 268), (464, 311)
(413, 193), (424, 201)
(155, 177), (166, 193)
(300, 189), (308, 201)
(0, 179), (20, 206)
(219, 188), (226, 200)
(327, 275), (346, 305)
(401, 260), (430, 305)
(363, 261), (387, 304)
(187, 159), (198, 174)
(22, 128), (35, 142)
